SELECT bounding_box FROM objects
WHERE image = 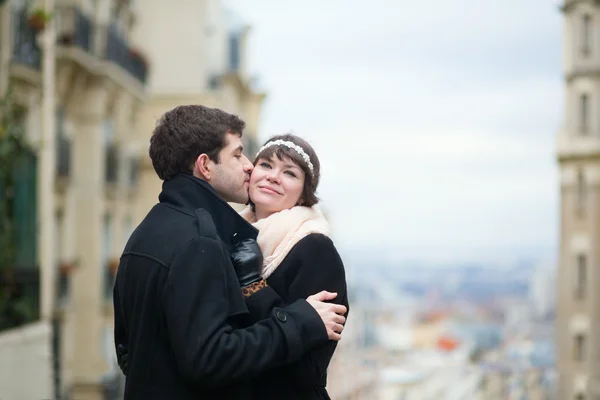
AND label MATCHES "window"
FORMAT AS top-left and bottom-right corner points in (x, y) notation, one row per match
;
(580, 94), (589, 134)
(582, 14), (592, 56)
(103, 118), (115, 144)
(12, 151), (38, 268)
(229, 32), (241, 71)
(577, 169), (586, 216)
(576, 254), (587, 299)
(575, 334), (586, 362)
